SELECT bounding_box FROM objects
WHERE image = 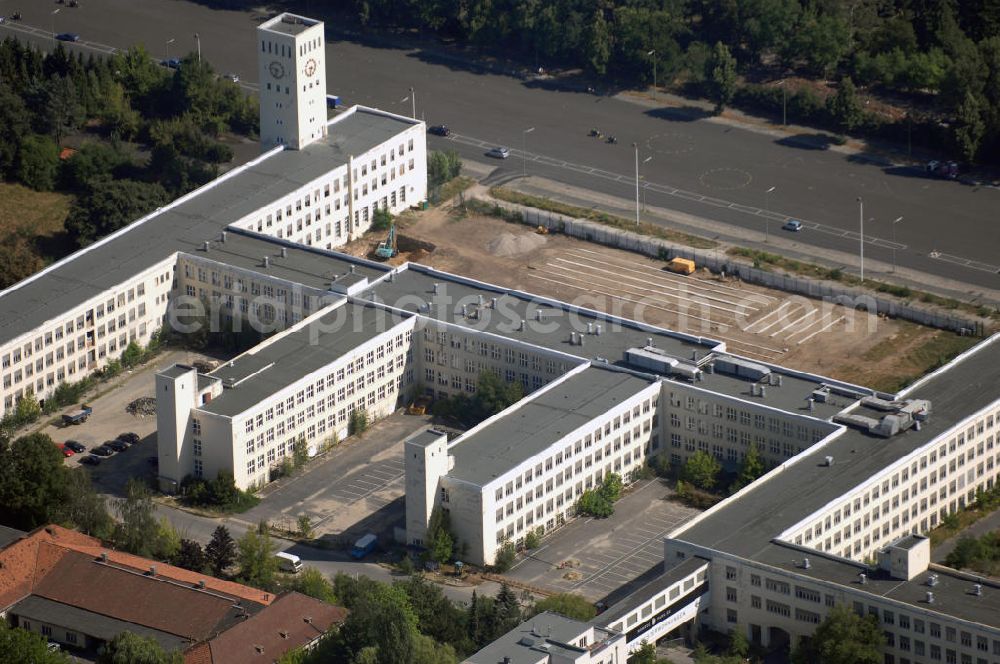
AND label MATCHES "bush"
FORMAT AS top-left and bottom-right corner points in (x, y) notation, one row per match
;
(493, 539), (516, 572)
(348, 408), (369, 436)
(524, 528), (542, 550)
(372, 207), (393, 232)
(428, 150), (462, 188)
(179, 472), (259, 513)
